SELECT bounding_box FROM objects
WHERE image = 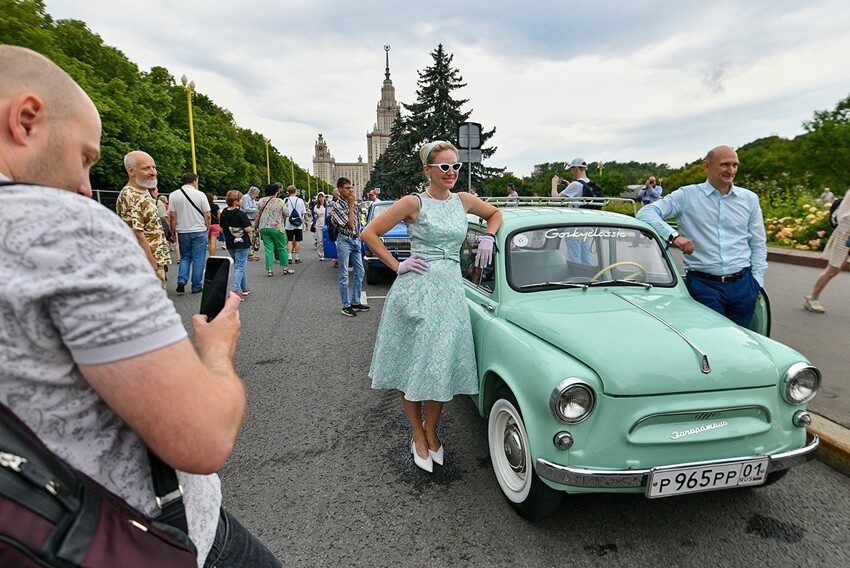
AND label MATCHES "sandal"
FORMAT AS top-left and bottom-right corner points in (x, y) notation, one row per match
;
(267, 270), (274, 277)
(803, 297), (825, 313)
(282, 268), (295, 275)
